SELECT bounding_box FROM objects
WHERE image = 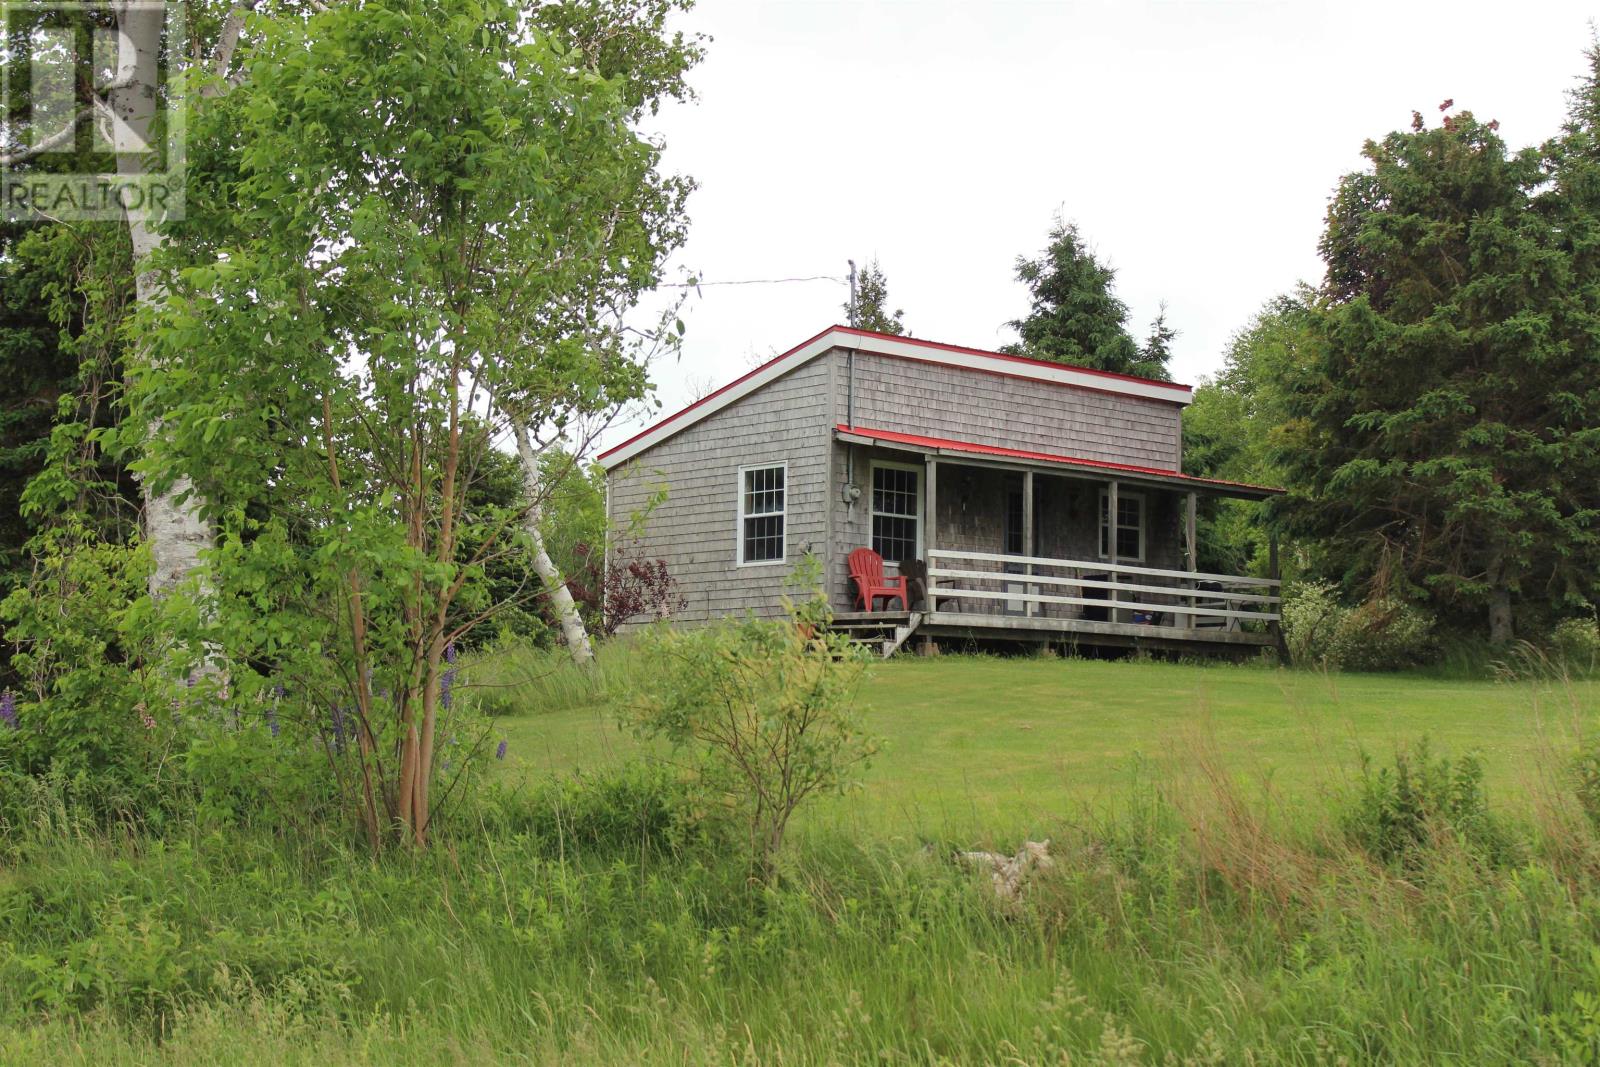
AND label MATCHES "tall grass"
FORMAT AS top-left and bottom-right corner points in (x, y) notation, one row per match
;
(6, 718), (1600, 1064)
